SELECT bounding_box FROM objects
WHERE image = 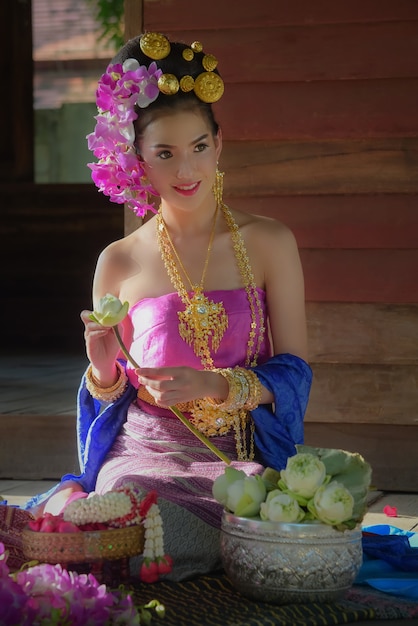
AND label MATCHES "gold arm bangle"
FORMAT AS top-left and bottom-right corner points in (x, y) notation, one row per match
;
(240, 368), (263, 410)
(86, 361), (128, 402)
